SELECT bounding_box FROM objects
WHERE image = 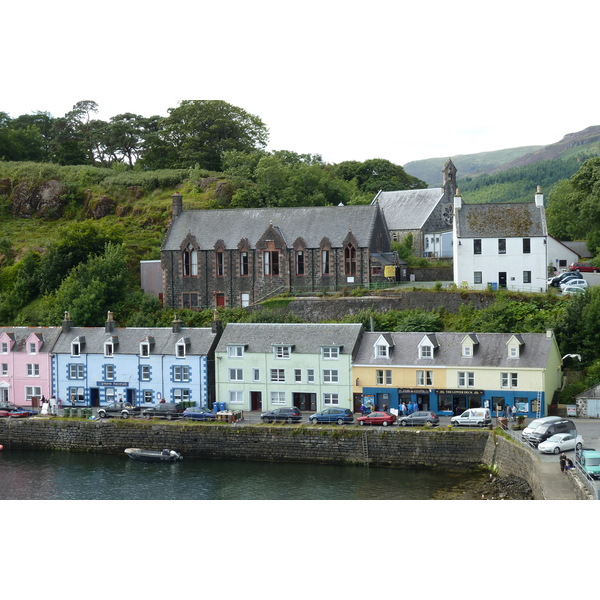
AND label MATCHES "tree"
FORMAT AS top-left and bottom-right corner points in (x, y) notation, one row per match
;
(334, 158), (426, 194)
(158, 100), (269, 170)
